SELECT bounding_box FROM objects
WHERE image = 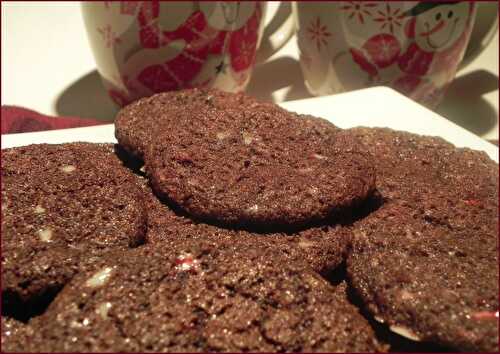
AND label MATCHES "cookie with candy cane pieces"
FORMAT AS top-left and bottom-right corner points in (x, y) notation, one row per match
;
(346, 128), (498, 351)
(1, 143), (147, 319)
(24, 243), (386, 352)
(144, 100), (376, 230)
